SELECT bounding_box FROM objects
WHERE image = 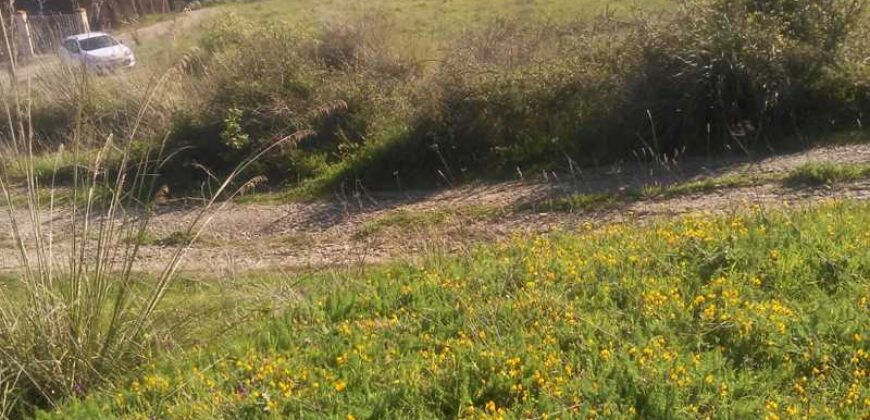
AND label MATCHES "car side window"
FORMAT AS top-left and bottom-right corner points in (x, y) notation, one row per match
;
(65, 40), (80, 53)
